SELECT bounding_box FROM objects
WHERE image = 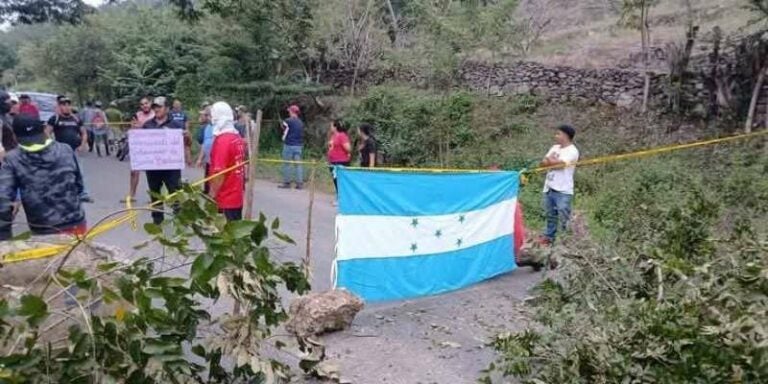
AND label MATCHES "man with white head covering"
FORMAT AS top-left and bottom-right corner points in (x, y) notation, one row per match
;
(208, 101), (246, 221)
